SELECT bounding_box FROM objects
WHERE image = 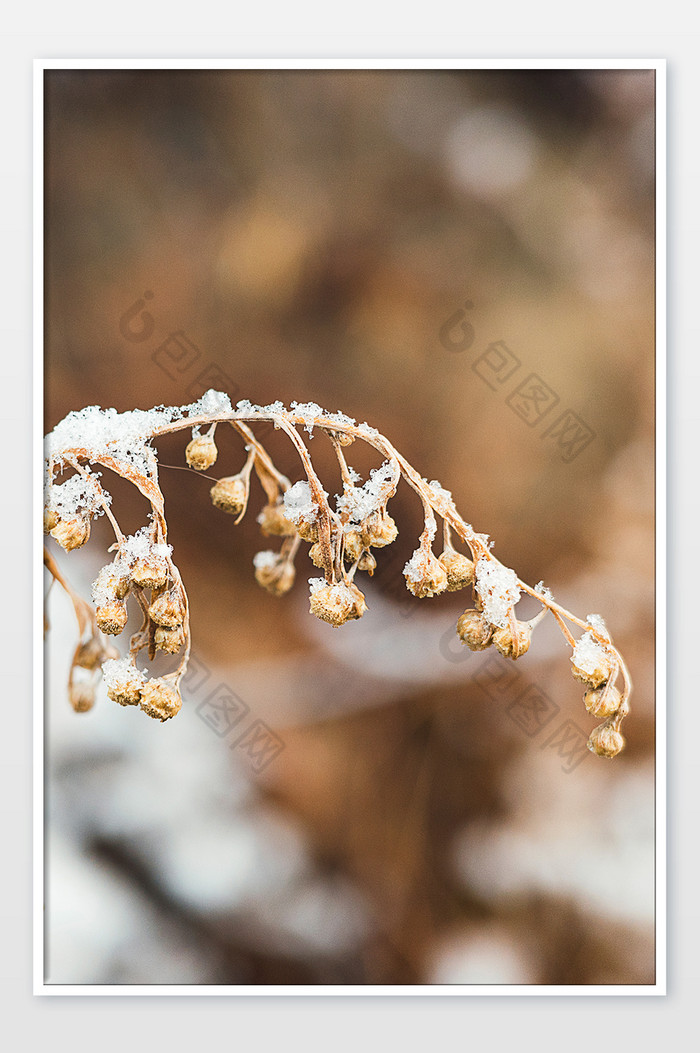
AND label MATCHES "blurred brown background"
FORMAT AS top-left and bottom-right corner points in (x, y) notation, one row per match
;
(44, 68), (656, 986)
